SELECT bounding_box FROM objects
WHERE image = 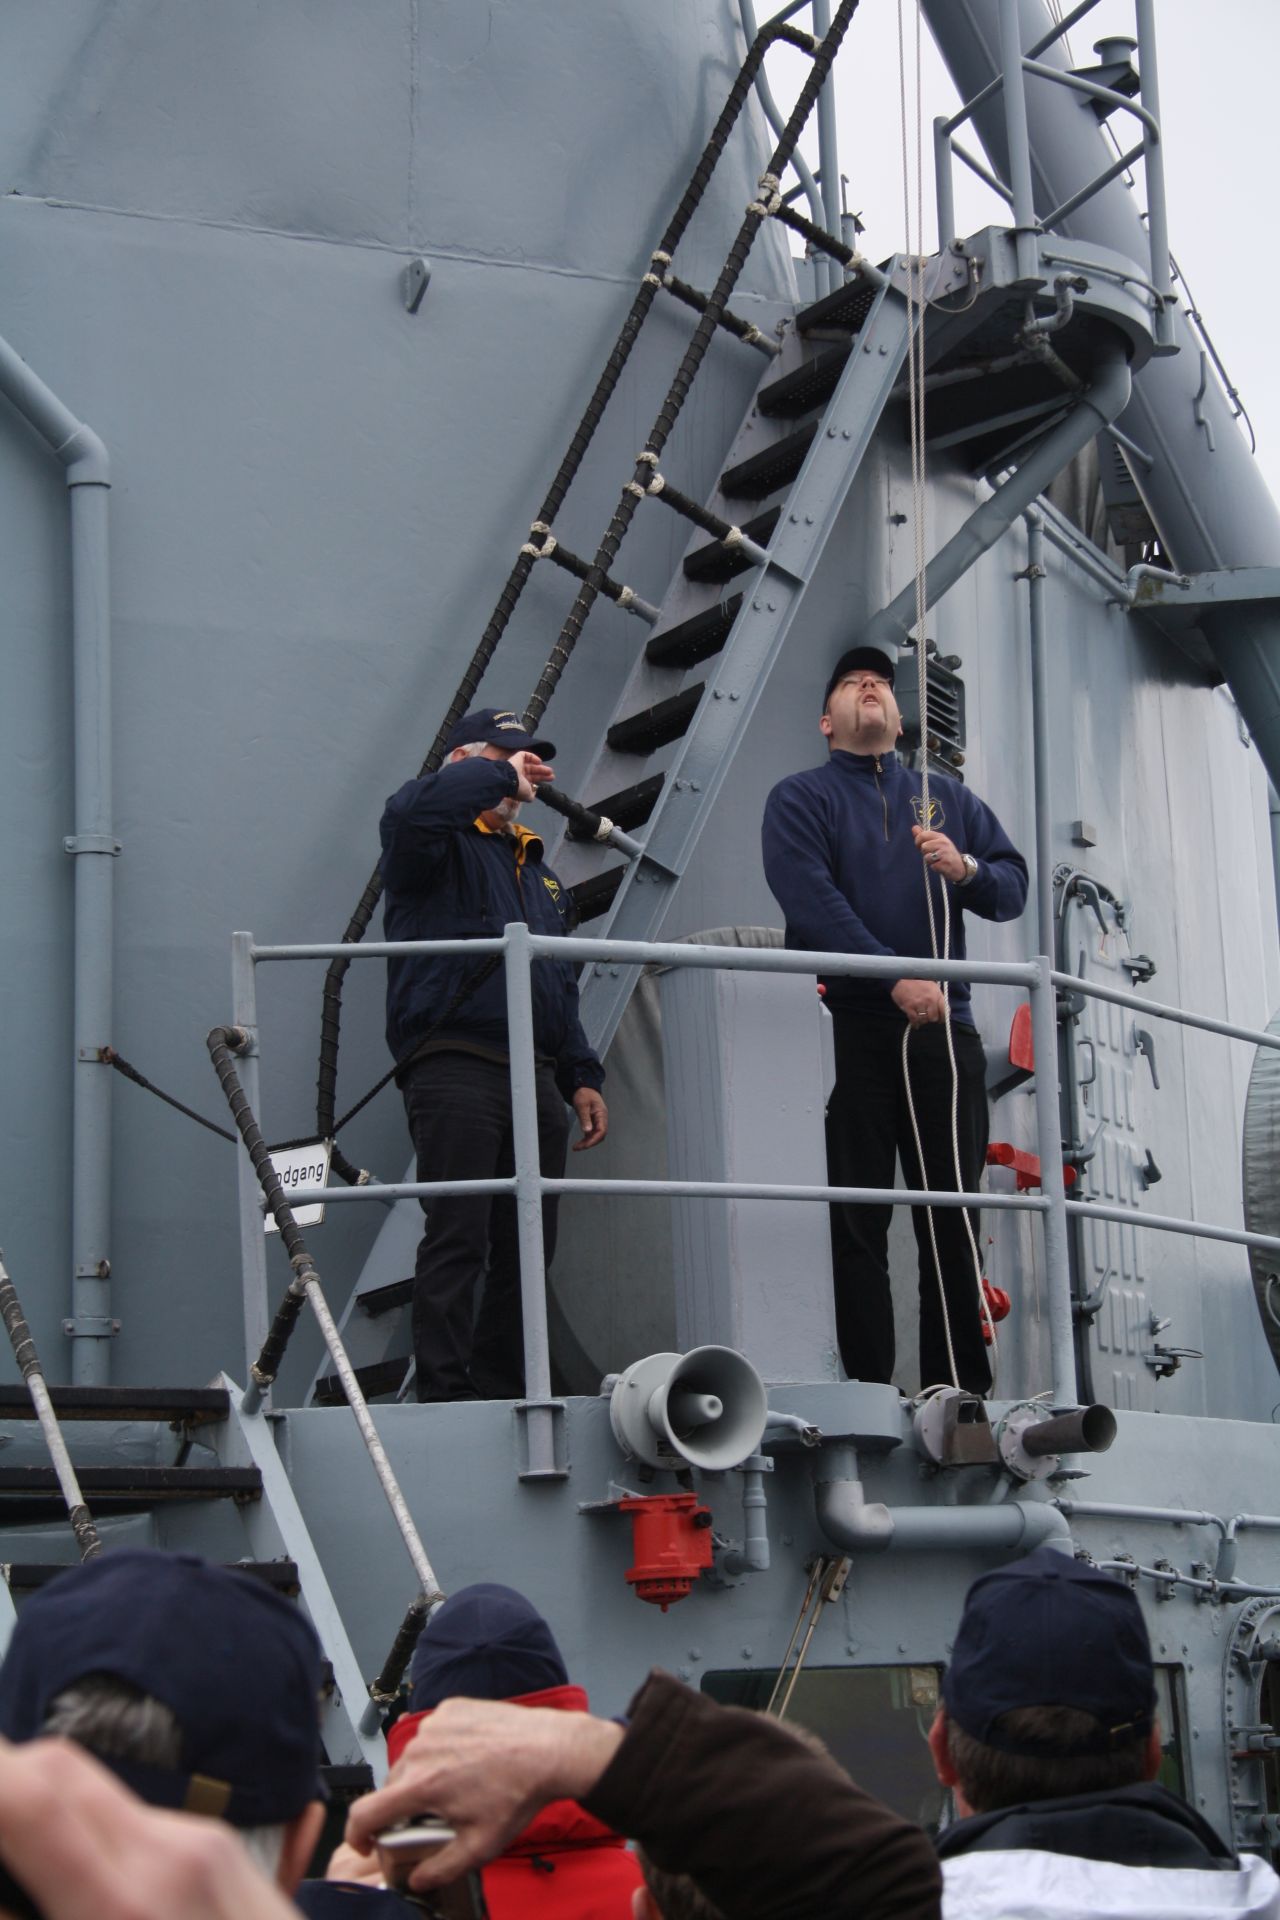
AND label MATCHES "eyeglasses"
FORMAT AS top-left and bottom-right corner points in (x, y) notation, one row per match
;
(838, 673), (892, 692)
